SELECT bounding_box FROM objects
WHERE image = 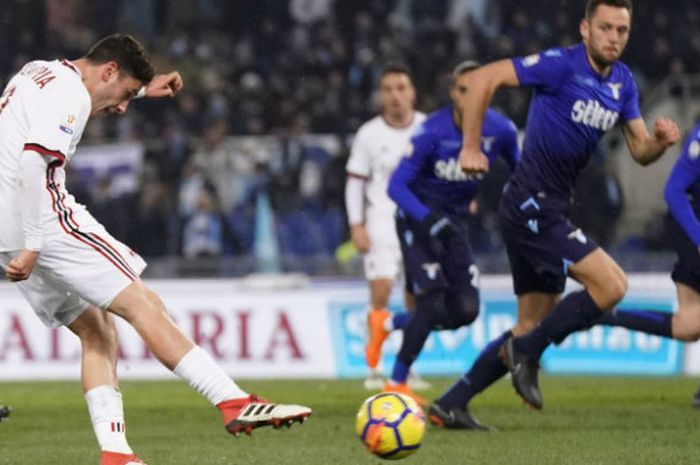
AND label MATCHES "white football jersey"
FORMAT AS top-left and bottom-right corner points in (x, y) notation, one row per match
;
(346, 112), (426, 224)
(0, 59), (93, 251)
